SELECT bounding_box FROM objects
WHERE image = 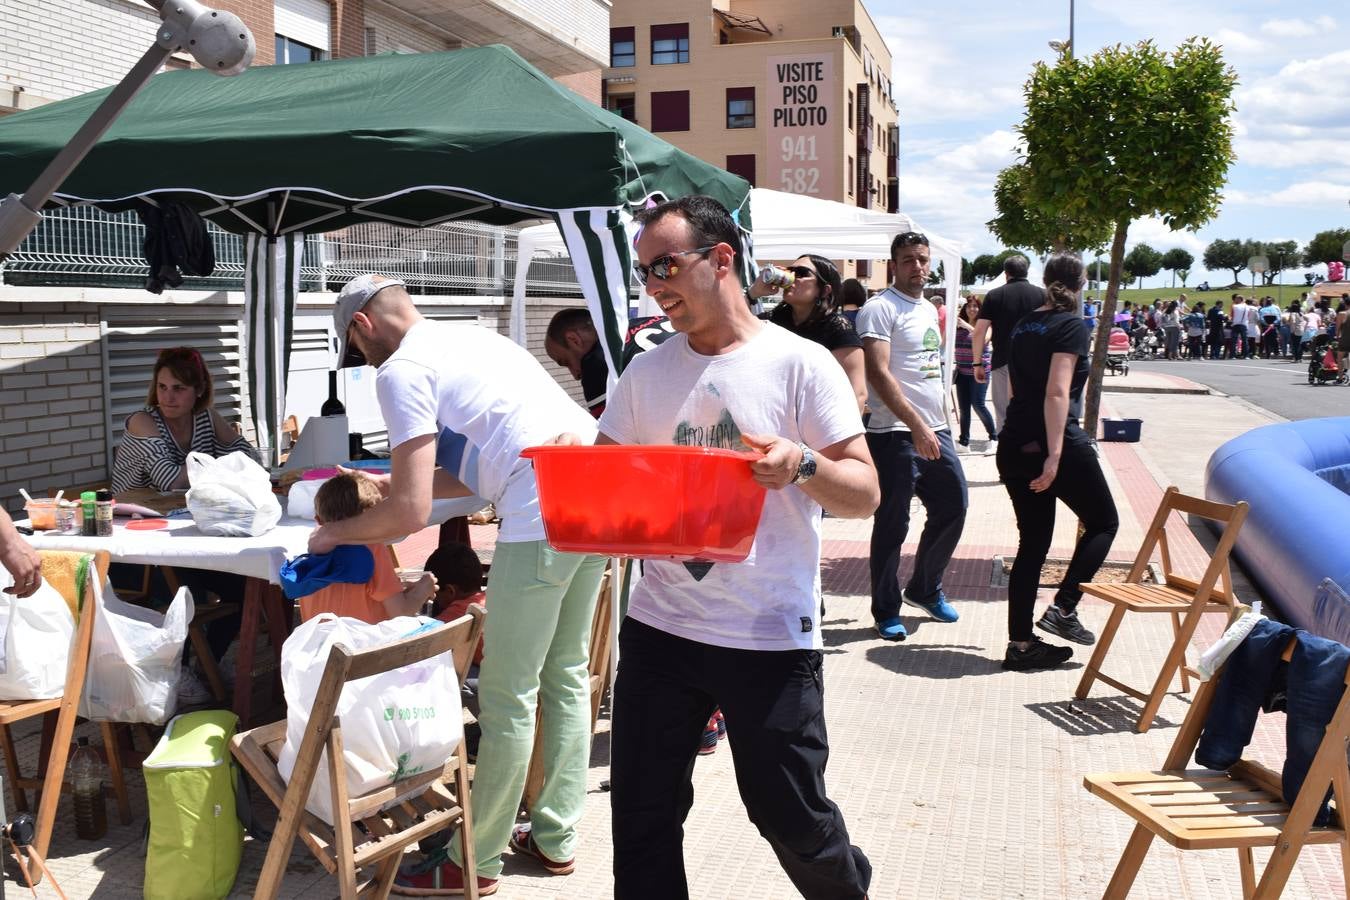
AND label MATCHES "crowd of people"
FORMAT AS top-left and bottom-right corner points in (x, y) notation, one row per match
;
(0, 198), (1141, 898)
(1109, 292), (1349, 366)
